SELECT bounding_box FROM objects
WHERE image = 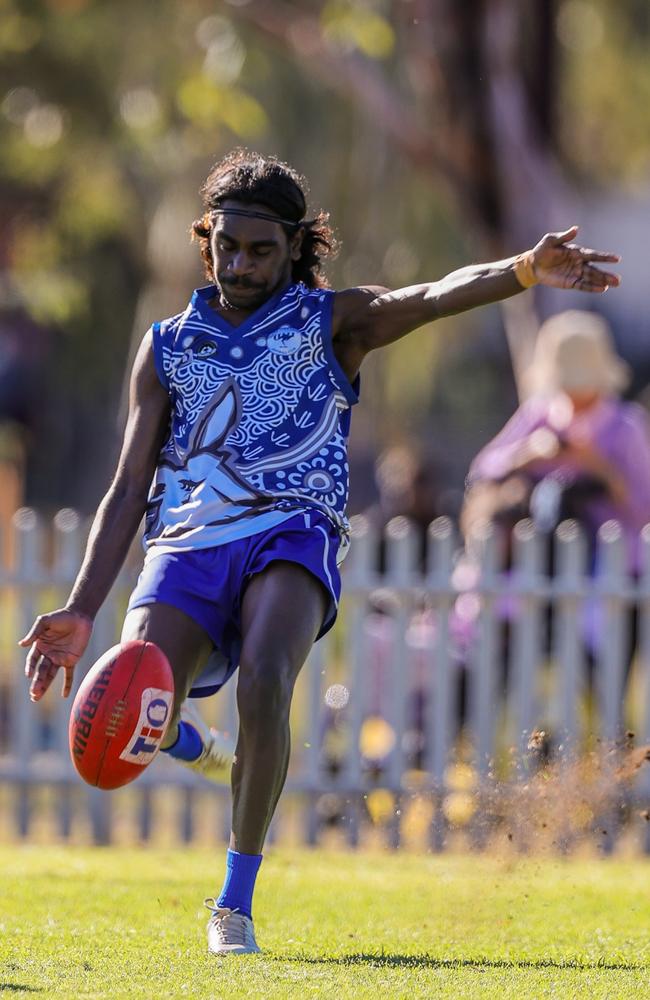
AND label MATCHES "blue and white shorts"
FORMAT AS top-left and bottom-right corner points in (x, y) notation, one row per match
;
(126, 510), (341, 697)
